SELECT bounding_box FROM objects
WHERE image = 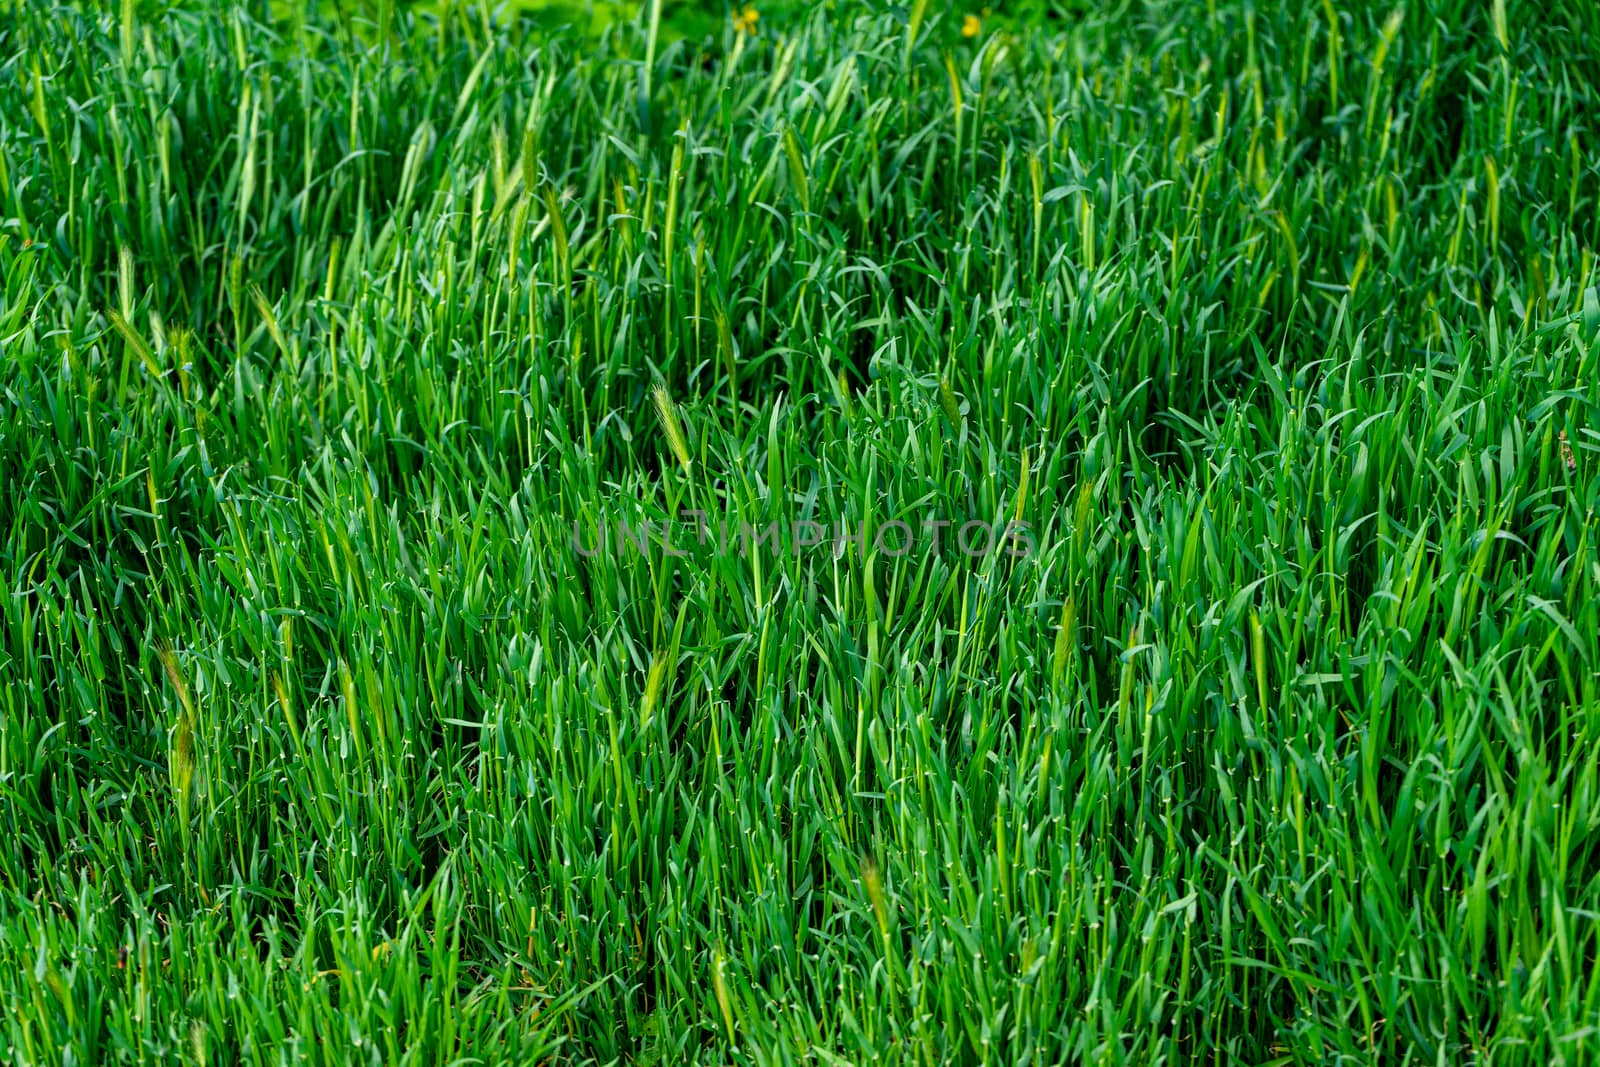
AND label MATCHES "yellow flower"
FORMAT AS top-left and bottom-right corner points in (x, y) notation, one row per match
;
(961, 13), (981, 37)
(733, 4), (759, 34)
